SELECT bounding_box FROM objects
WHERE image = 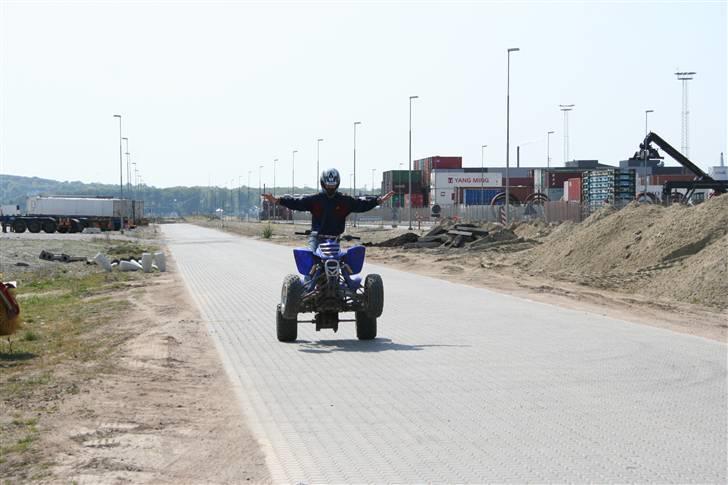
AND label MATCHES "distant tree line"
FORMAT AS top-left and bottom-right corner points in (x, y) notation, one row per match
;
(0, 174), (323, 216)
